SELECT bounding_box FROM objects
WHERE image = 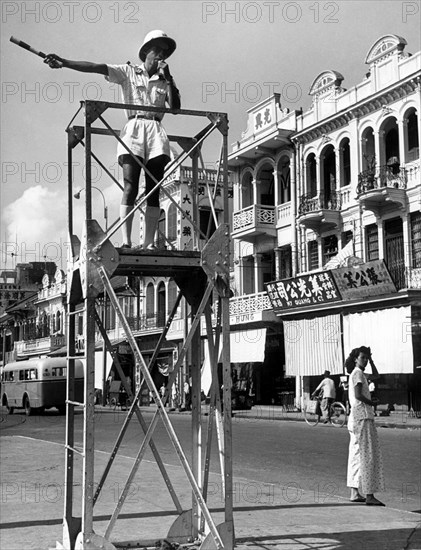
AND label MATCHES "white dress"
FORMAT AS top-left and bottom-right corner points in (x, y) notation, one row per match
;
(346, 366), (385, 494)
